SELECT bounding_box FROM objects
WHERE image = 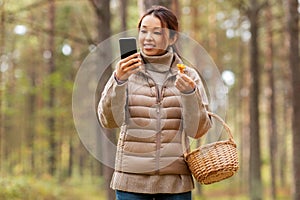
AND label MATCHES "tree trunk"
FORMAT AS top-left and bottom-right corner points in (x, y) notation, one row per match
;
(207, 1), (218, 67)
(28, 70), (37, 173)
(286, 0), (300, 199)
(89, 0), (115, 199)
(47, 0), (57, 176)
(0, 0), (5, 174)
(68, 136), (73, 177)
(278, 0), (292, 189)
(120, 0), (128, 32)
(238, 29), (249, 194)
(265, 2), (277, 199)
(248, 0), (262, 199)
(79, 147), (85, 177)
(190, 1), (202, 195)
